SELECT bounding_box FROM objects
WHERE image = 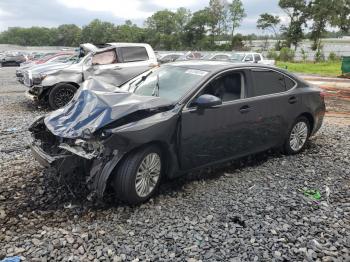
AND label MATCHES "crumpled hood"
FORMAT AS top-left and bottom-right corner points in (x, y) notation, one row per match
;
(29, 61), (73, 75)
(44, 78), (173, 139)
